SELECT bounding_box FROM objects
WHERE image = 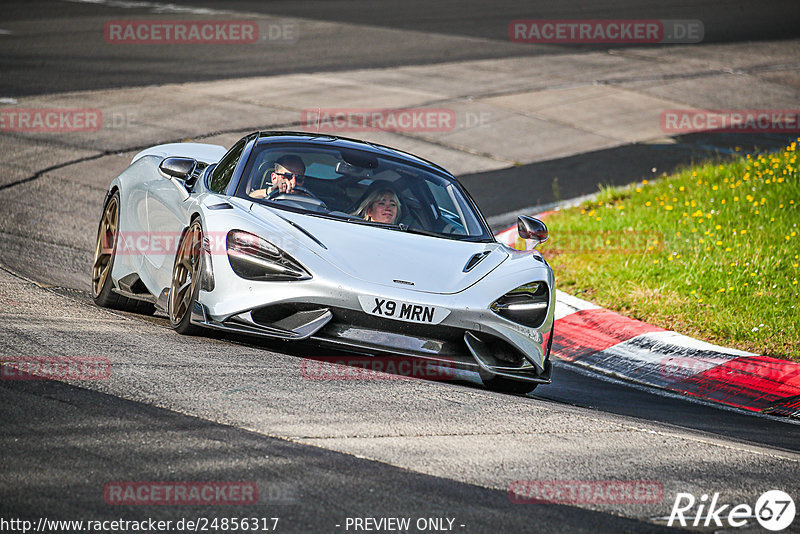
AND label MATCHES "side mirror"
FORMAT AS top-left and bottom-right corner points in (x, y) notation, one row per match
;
(517, 215), (548, 247)
(159, 157), (197, 180)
